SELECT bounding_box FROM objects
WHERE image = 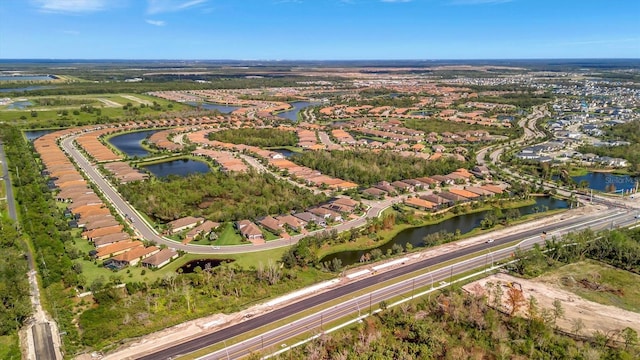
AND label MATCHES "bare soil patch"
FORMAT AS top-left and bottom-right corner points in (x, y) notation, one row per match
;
(464, 273), (640, 339)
